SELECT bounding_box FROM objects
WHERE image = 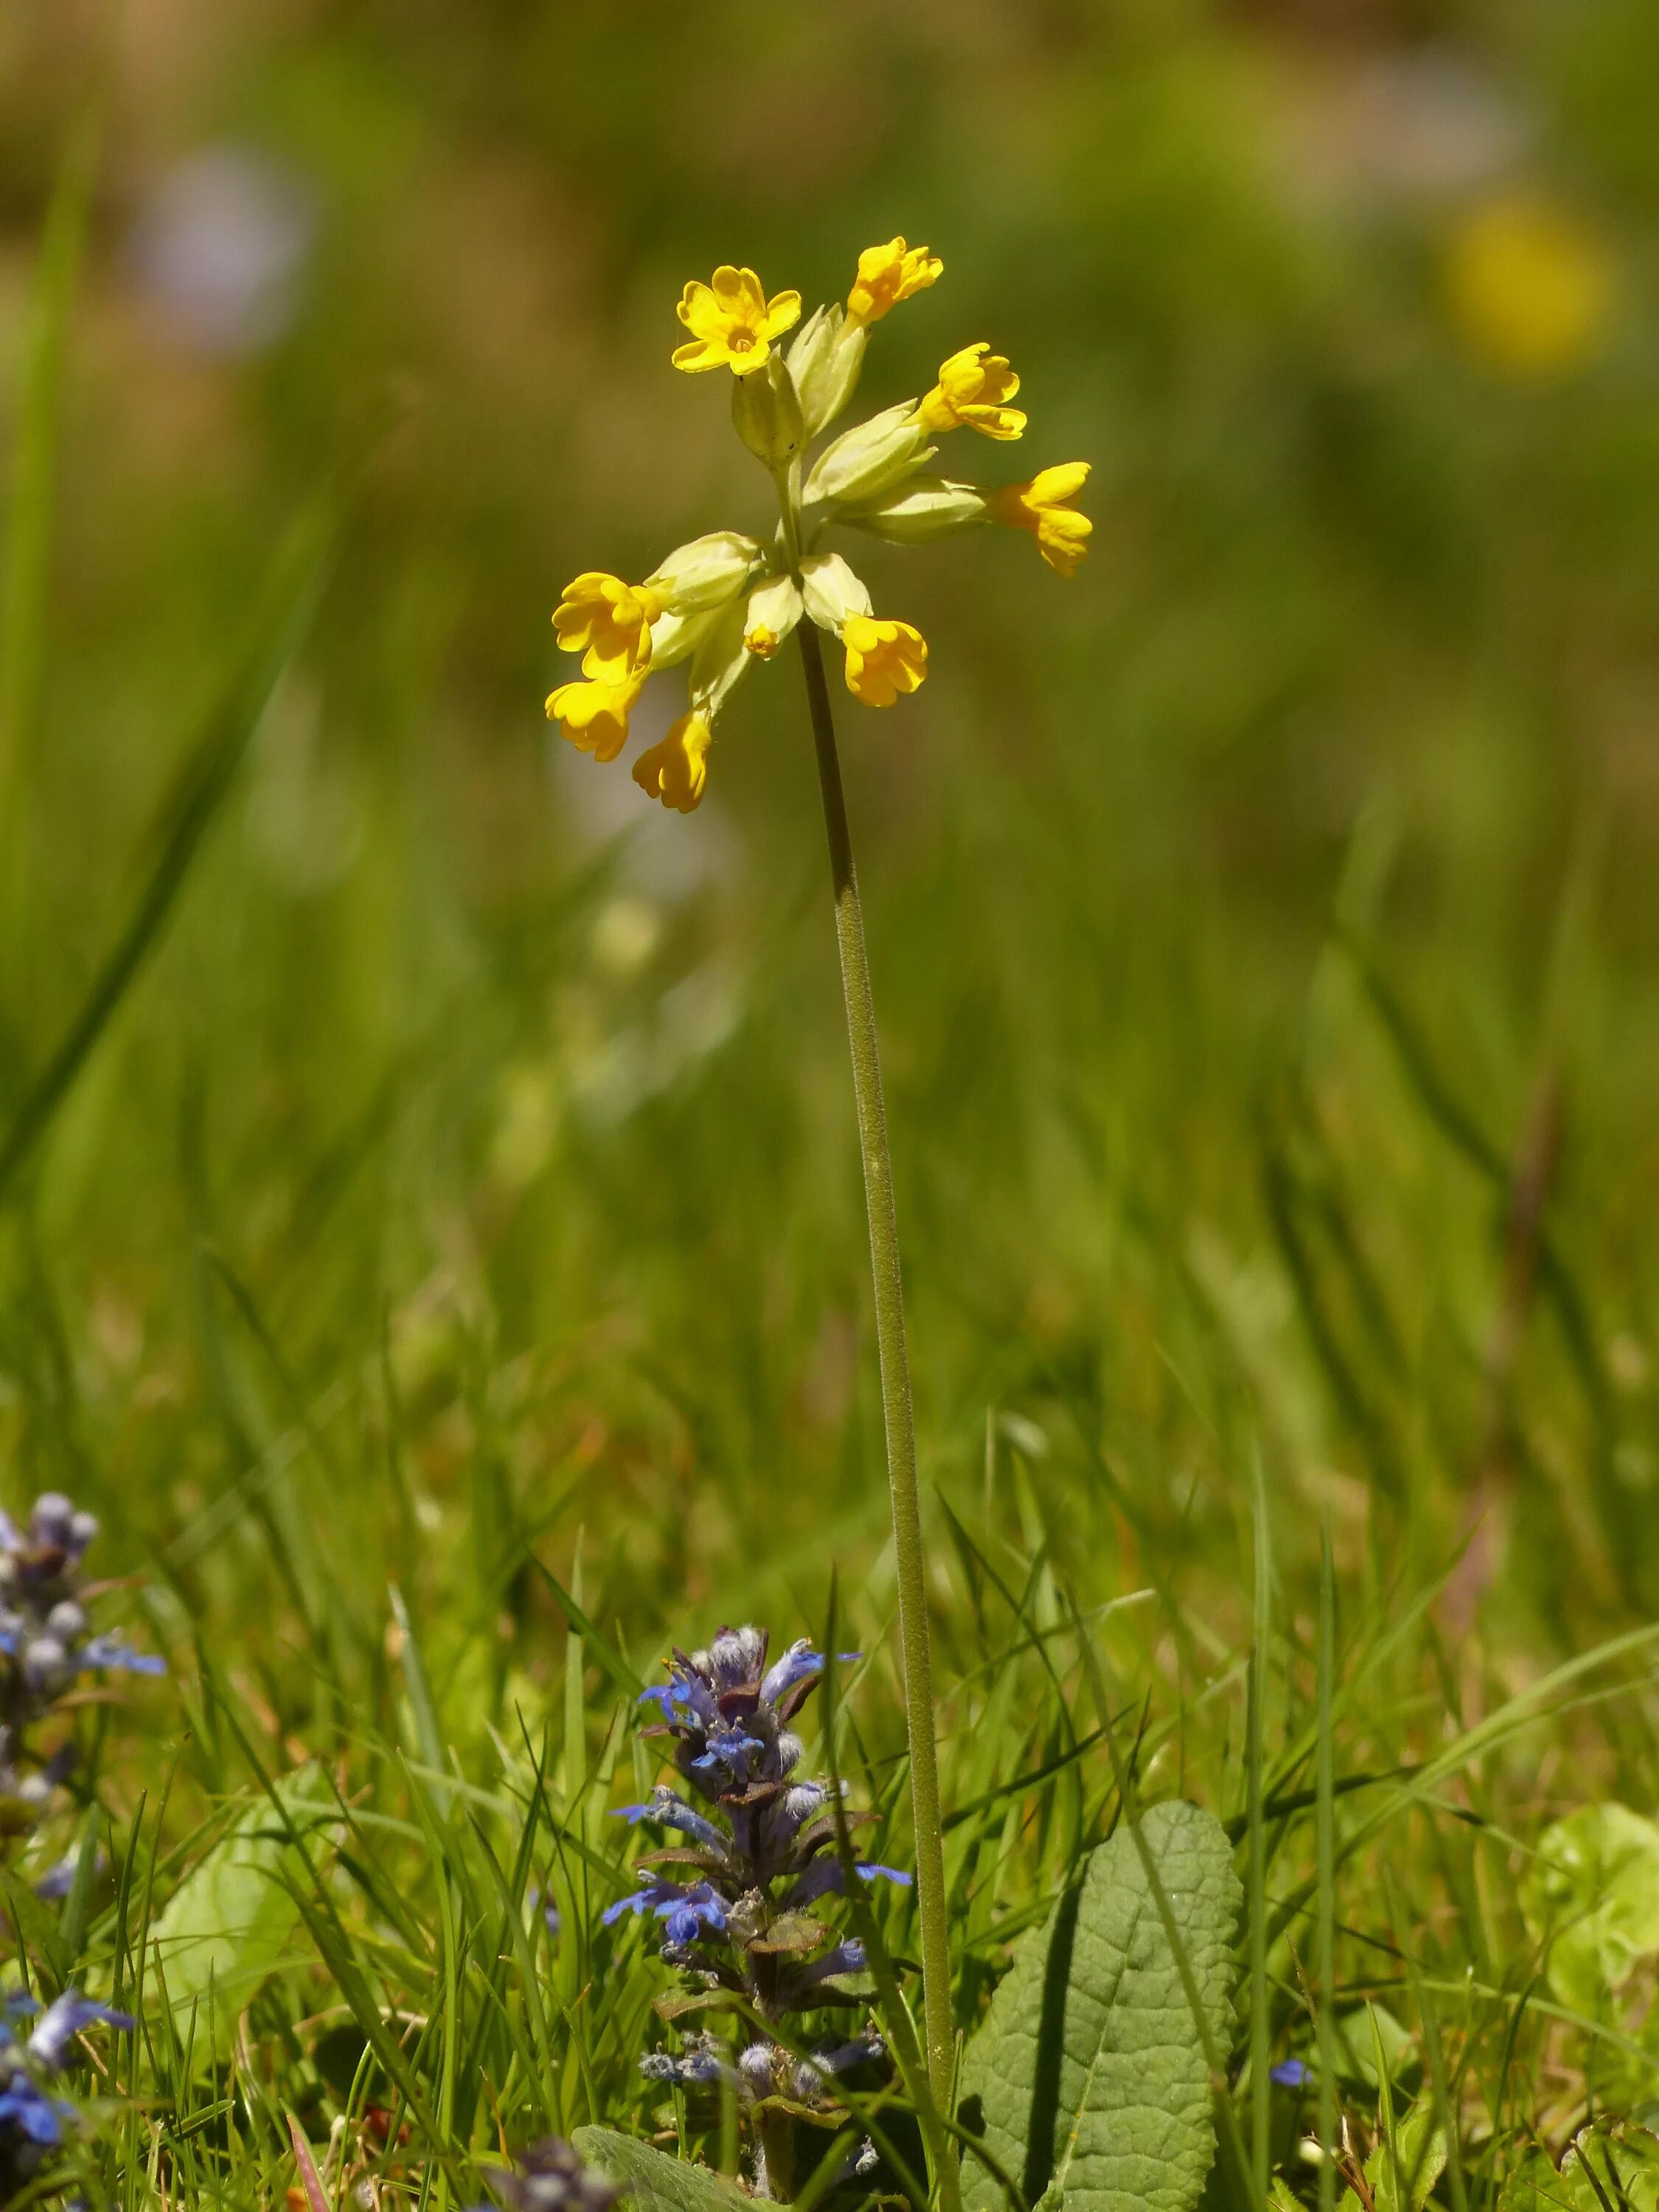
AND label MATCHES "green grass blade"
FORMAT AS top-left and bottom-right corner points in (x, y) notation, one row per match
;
(0, 490), (339, 1201)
